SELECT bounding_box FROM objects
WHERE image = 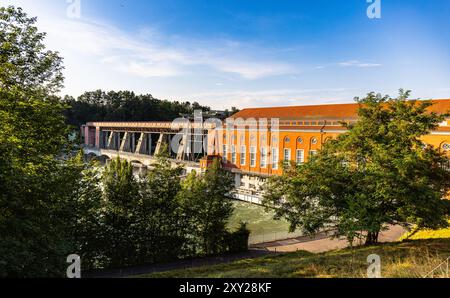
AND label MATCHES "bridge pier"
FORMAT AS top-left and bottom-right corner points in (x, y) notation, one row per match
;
(82, 121), (214, 166)
(154, 133), (165, 155)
